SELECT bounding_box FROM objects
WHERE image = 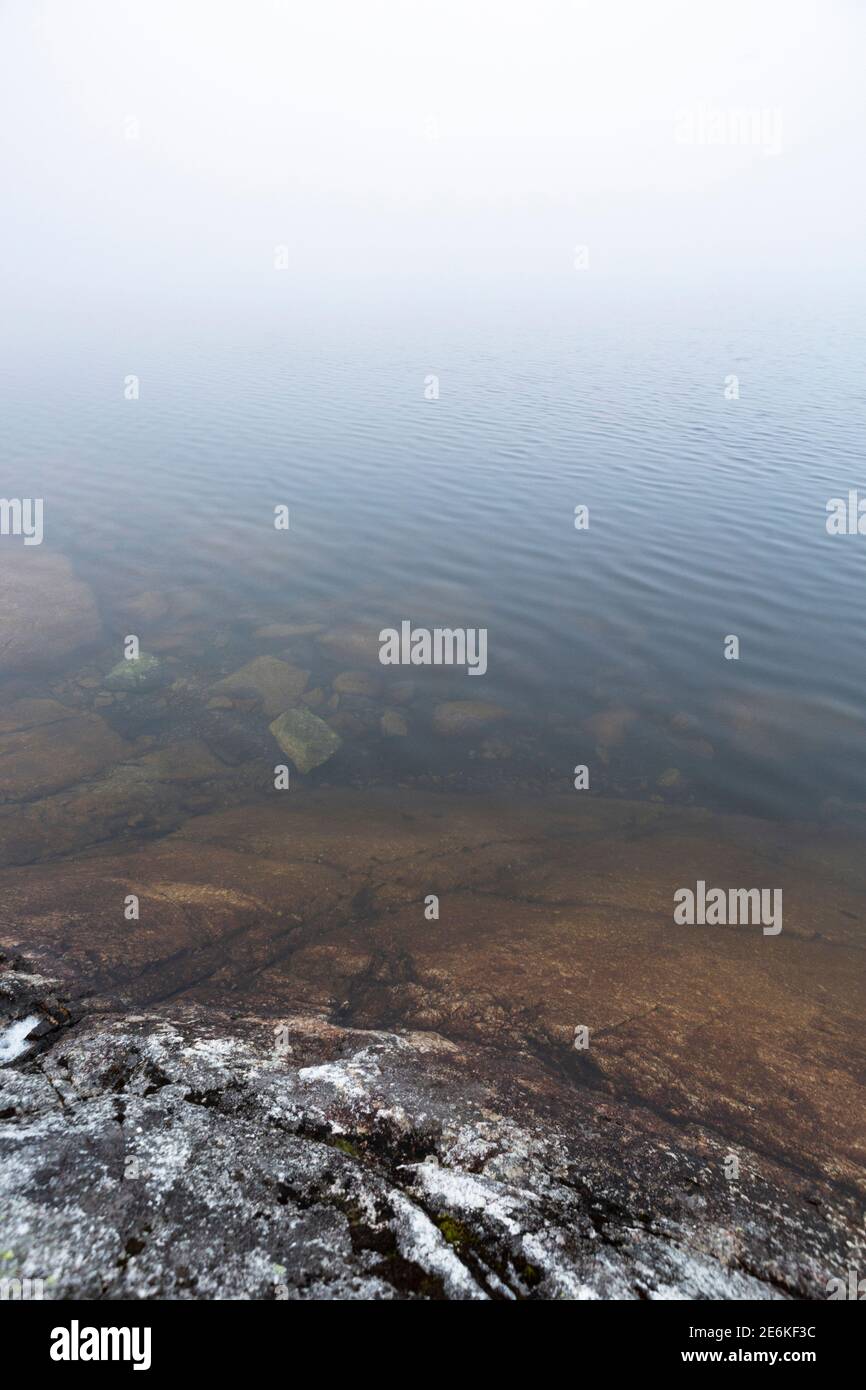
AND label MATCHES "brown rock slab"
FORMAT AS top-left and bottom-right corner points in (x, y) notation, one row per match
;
(432, 701), (508, 737)
(0, 699), (130, 802)
(212, 656), (308, 717)
(116, 589), (169, 624)
(316, 624), (382, 668)
(332, 670), (381, 697)
(0, 551), (102, 675)
(254, 623), (325, 639)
